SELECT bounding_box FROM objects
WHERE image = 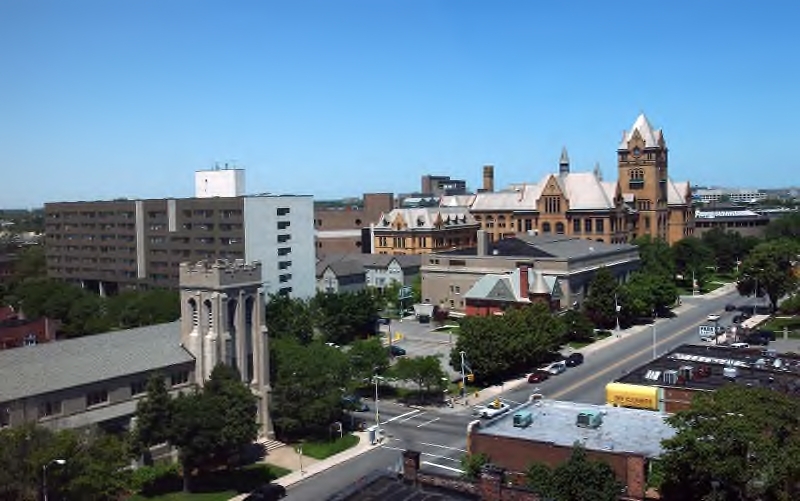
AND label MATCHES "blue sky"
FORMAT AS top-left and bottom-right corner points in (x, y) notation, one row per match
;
(1, 1), (798, 208)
